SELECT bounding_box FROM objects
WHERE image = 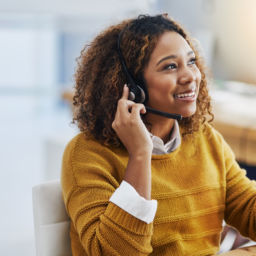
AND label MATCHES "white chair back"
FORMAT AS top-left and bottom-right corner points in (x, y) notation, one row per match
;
(32, 180), (72, 256)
